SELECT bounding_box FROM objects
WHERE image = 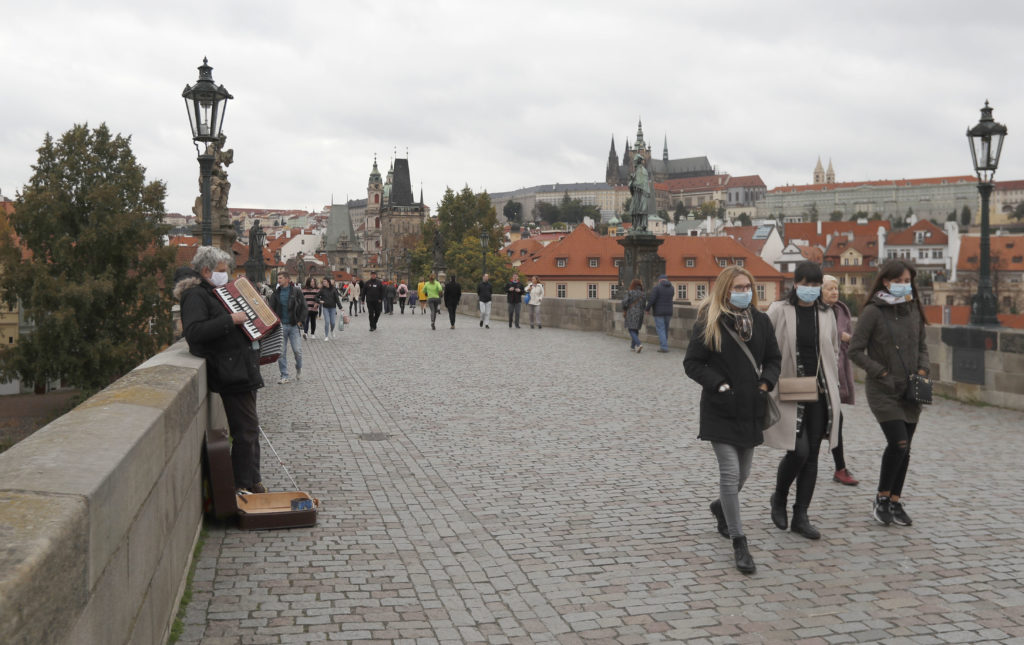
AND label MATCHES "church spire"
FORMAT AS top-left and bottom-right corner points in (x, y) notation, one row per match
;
(663, 134), (668, 162)
(635, 118), (645, 149)
(813, 157), (825, 184)
(826, 158), (835, 184)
